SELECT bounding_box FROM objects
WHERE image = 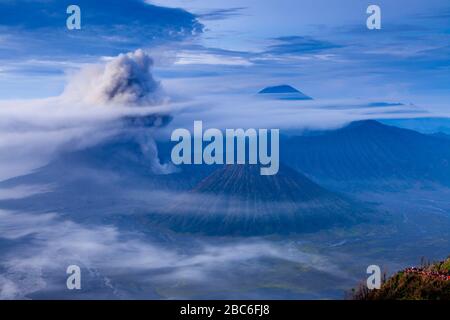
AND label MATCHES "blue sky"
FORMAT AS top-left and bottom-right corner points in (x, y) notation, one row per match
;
(0, 0), (449, 104)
